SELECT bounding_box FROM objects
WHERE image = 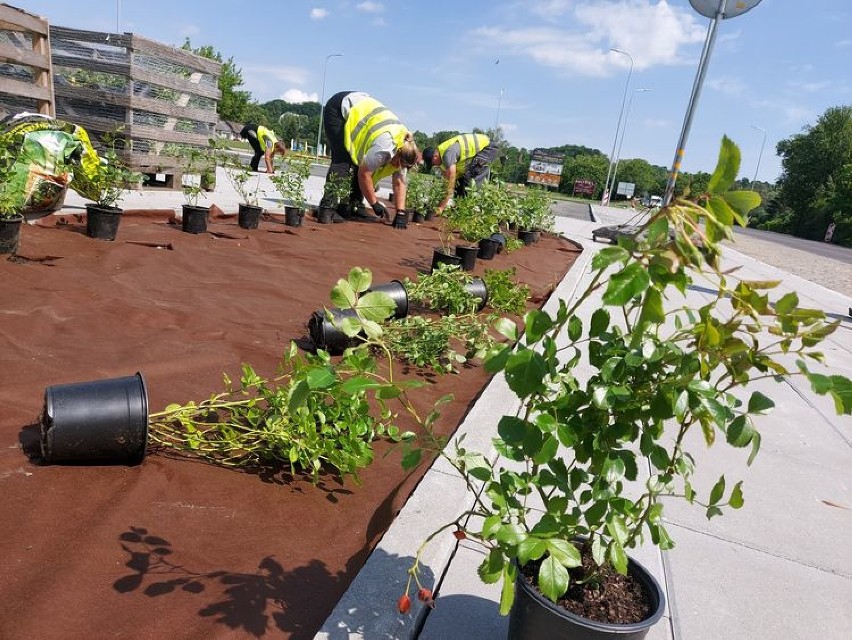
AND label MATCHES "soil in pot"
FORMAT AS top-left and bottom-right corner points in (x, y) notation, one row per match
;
(285, 206), (304, 227)
(430, 248), (463, 272)
(455, 244), (478, 271)
(86, 204), (122, 241)
(238, 204), (263, 229)
(182, 205), (209, 234)
(0, 214), (24, 254)
(508, 547), (665, 640)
